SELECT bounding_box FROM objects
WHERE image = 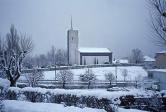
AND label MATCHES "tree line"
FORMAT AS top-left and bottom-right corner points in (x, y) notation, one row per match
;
(23, 46), (68, 69)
